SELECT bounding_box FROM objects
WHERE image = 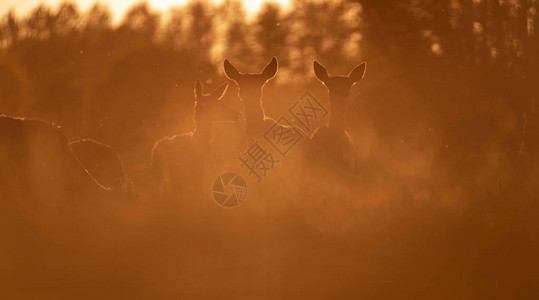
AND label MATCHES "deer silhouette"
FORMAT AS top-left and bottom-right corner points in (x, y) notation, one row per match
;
(151, 80), (240, 196)
(223, 57), (321, 203)
(223, 57), (316, 184)
(69, 138), (130, 194)
(311, 61), (367, 177)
